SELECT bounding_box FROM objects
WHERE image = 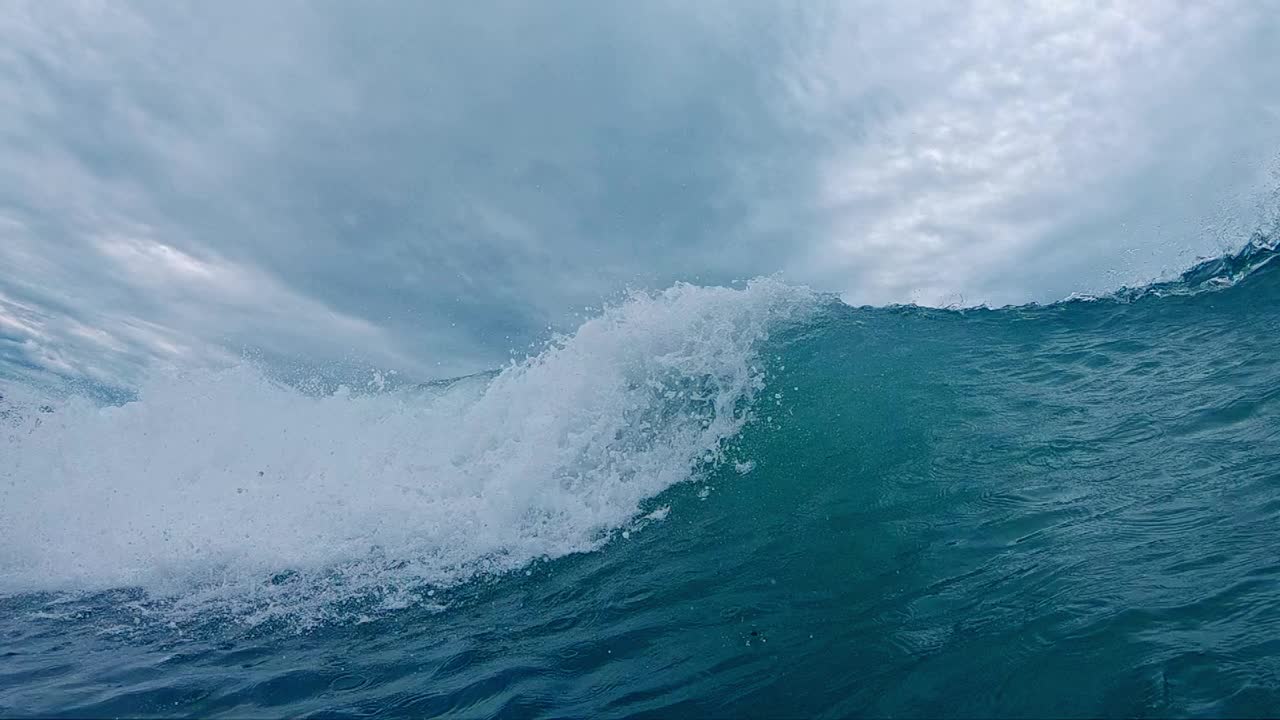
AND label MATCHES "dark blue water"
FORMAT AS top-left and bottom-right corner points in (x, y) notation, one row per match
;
(2, 238), (1279, 717)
